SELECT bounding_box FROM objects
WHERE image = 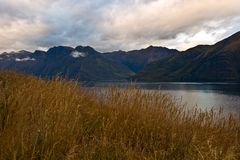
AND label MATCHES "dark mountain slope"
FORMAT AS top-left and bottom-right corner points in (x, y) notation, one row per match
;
(103, 46), (178, 73)
(0, 46), (134, 81)
(0, 46), (177, 81)
(0, 45), (177, 81)
(134, 31), (240, 82)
